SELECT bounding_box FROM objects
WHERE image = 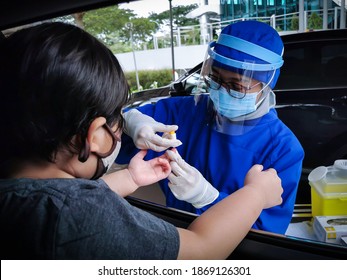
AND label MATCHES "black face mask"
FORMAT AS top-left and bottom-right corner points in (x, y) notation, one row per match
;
(78, 124), (119, 180)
